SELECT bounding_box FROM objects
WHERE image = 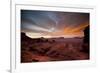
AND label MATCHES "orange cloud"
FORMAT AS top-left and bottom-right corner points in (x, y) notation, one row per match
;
(49, 22), (89, 37)
(70, 22), (89, 33)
